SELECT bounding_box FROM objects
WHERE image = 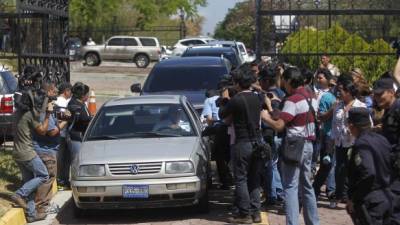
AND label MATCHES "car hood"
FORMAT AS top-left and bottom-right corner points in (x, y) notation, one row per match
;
(142, 91), (205, 109)
(79, 136), (199, 165)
